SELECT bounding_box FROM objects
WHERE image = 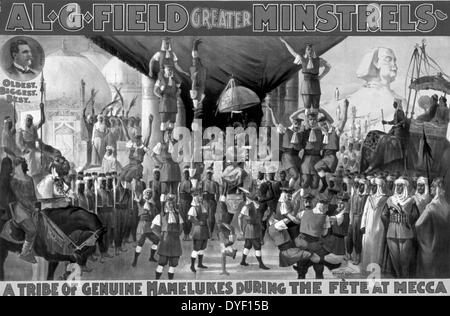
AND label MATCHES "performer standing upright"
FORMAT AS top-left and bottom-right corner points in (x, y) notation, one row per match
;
(347, 177), (369, 265)
(132, 188), (159, 267)
(1, 116), (19, 159)
(149, 166), (162, 214)
(413, 177), (431, 215)
(152, 125), (181, 199)
(18, 103), (46, 178)
(381, 176), (420, 278)
(82, 106), (95, 167)
(300, 112), (324, 192)
(188, 190), (210, 273)
(280, 38), (331, 115)
(96, 174), (114, 261)
(238, 189), (270, 270)
(415, 178), (450, 278)
(201, 166), (220, 238)
(152, 194), (183, 280)
(360, 176), (388, 271)
(178, 166), (193, 240)
(91, 114), (108, 166)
